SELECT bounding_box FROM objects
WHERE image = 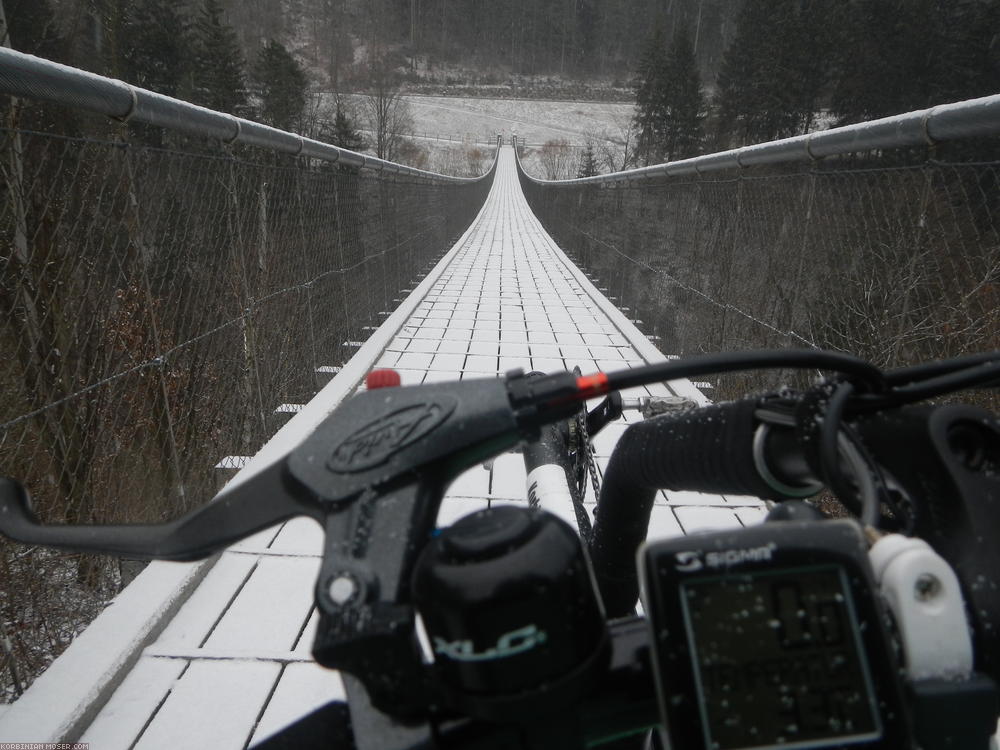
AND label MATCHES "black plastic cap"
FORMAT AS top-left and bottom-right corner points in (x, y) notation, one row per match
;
(442, 506), (538, 562)
(412, 507), (605, 697)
